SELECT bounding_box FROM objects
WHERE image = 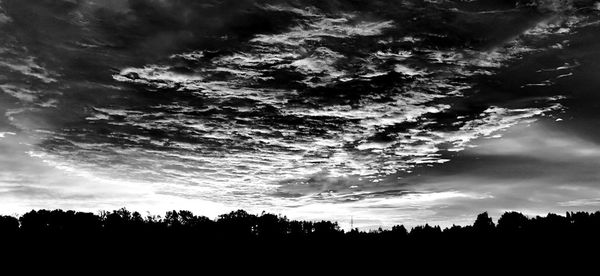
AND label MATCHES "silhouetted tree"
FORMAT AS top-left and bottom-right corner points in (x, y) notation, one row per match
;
(410, 224), (442, 240)
(391, 225), (408, 237)
(312, 220), (341, 239)
(473, 212), (495, 234)
(256, 212), (287, 240)
(0, 215), (19, 234)
(217, 210), (258, 240)
(497, 212), (529, 233)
